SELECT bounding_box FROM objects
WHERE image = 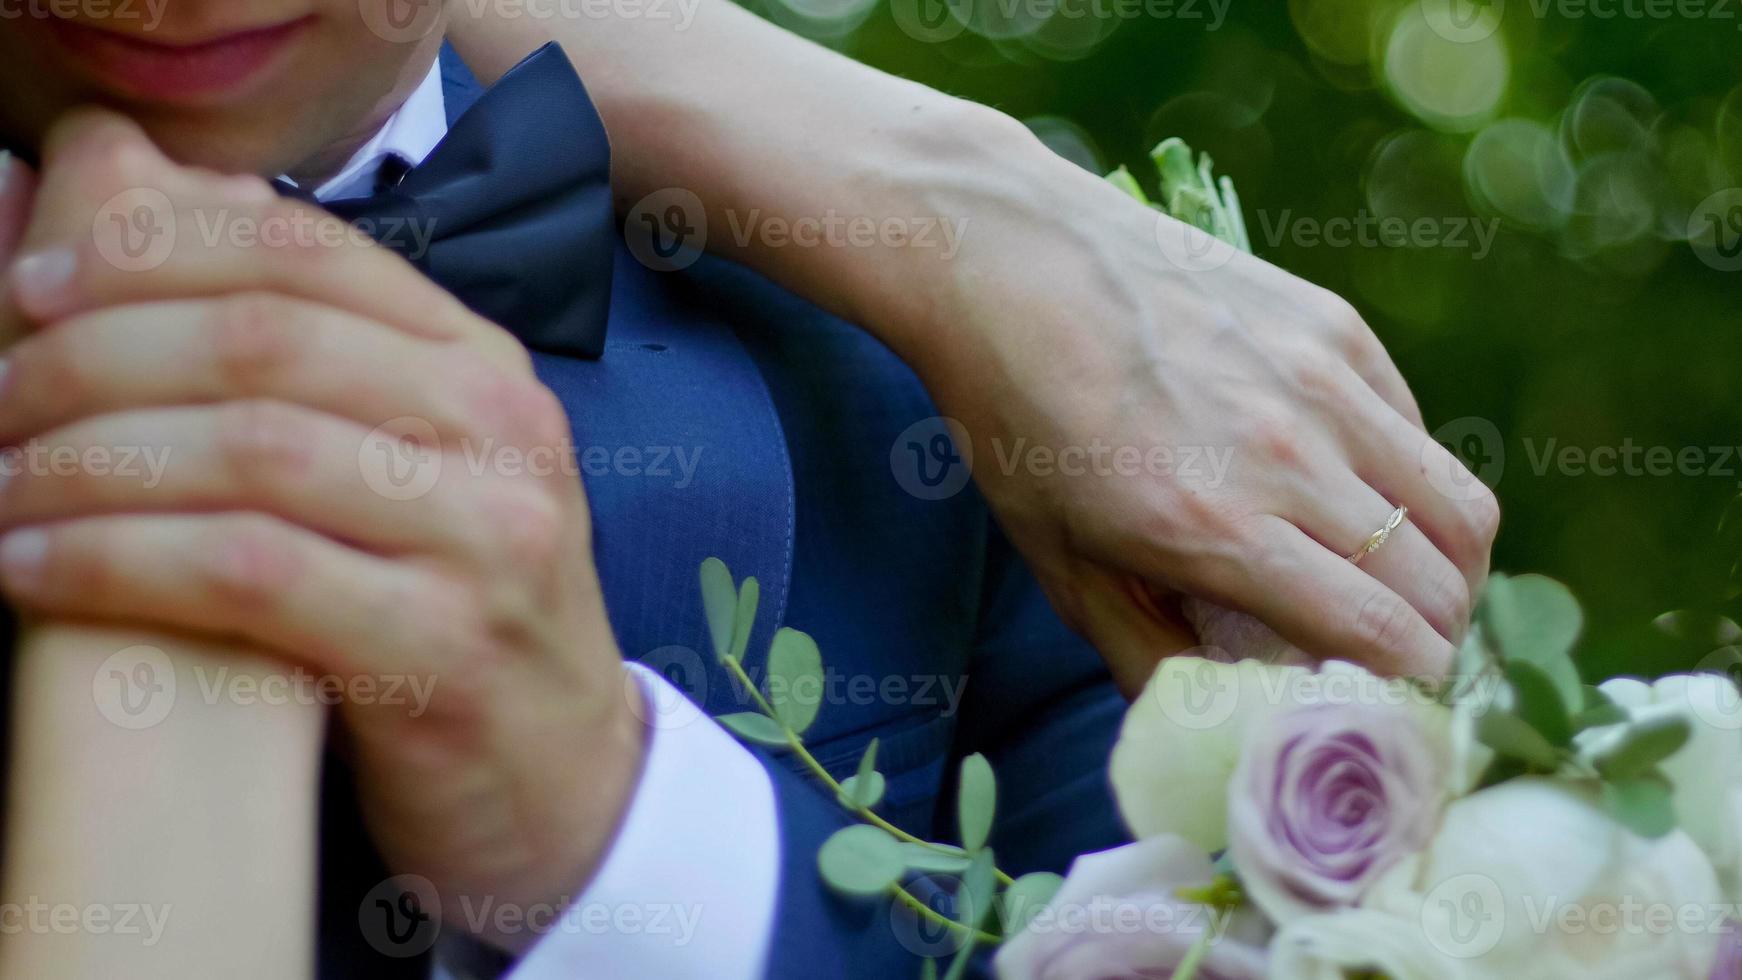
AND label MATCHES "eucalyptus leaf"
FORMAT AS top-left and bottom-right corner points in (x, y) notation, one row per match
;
(1652, 610), (1742, 646)
(767, 627), (825, 733)
(957, 754), (997, 852)
(1602, 774), (1678, 838)
(1475, 708), (1563, 770)
(838, 771), (887, 810)
(818, 825), (906, 896)
(1000, 872), (1064, 935)
(699, 558), (738, 661)
(899, 843), (971, 875)
(1590, 712), (1691, 781)
(1504, 660), (1573, 746)
(1479, 573), (1584, 709)
(839, 738), (886, 808)
(717, 712), (789, 748)
(1573, 702), (1631, 731)
(958, 849), (996, 930)
(731, 577), (760, 662)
